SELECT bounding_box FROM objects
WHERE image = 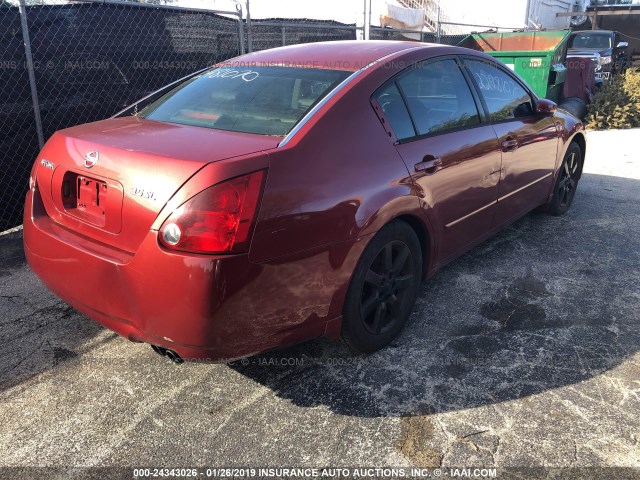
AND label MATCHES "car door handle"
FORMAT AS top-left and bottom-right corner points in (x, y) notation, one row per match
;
(415, 156), (442, 174)
(501, 136), (519, 152)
